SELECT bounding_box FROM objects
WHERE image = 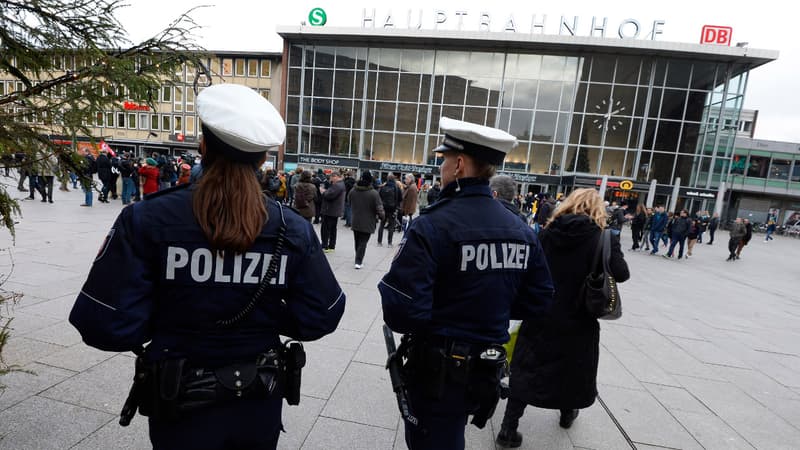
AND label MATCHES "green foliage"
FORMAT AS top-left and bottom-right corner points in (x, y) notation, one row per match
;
(0, 0), (208, 233)
(0, 0), (206, 380)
